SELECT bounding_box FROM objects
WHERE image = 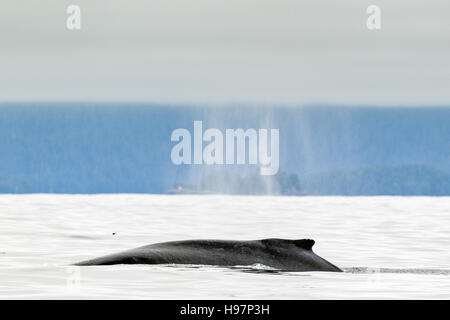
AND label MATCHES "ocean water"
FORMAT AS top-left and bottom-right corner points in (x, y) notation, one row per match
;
(0, 194), (449, 299)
